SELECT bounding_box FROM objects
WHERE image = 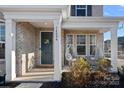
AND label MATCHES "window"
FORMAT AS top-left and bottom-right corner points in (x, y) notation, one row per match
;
(76, 35), (86, 55)
(76, 5), (87, 16)
(71, 5), (92, 16)
(0, 23), (5, 59)
(90, 35), (96, 55)
(66, 35), (74, 53)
